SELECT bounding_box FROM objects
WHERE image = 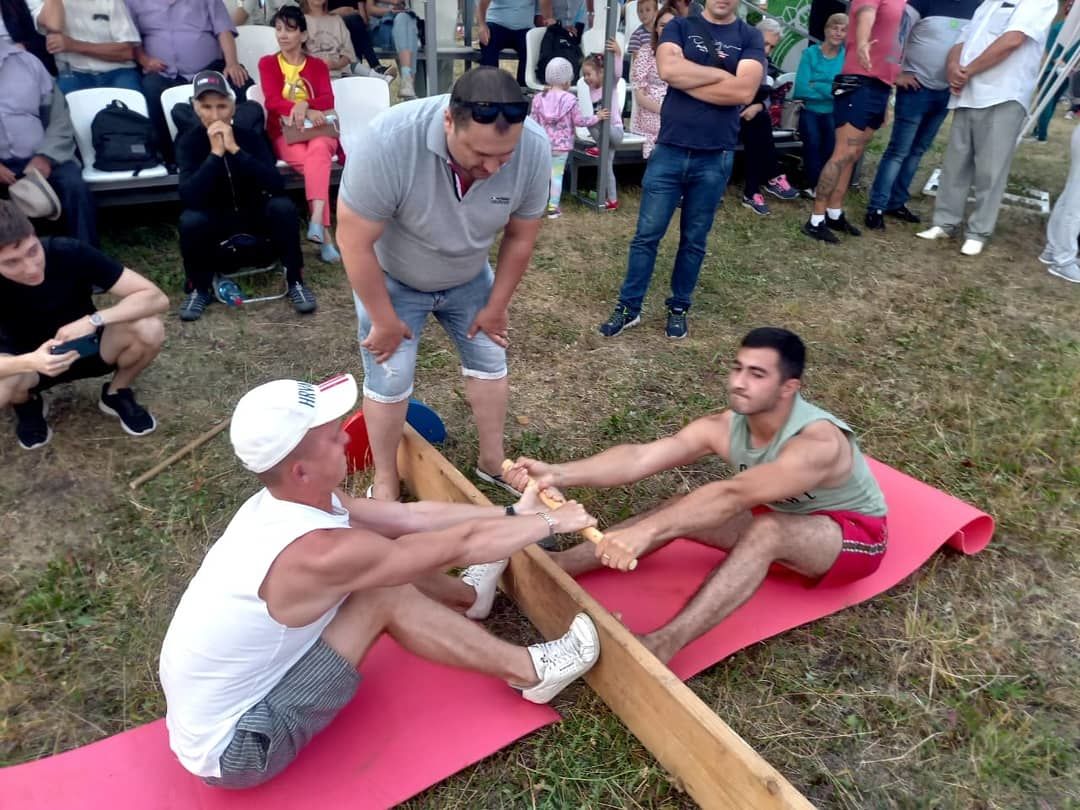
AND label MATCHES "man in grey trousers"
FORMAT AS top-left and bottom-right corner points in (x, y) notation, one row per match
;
(1039, 123), (1080, 283)
(916, 0), (1057, 256)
